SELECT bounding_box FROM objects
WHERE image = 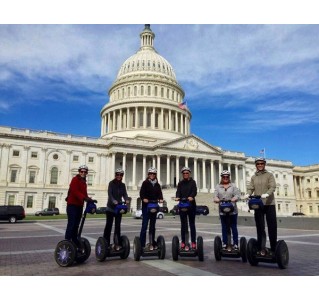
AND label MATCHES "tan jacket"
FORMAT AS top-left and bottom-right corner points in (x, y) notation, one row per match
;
(247, 170), (276, 205)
